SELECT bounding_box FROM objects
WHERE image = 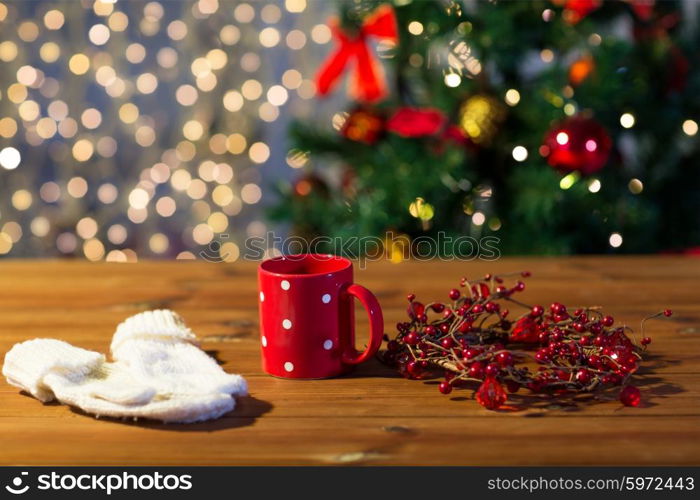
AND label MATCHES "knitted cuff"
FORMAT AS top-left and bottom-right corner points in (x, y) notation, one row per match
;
(110, 309), (199, 354)
(2, 339), (104, 402)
